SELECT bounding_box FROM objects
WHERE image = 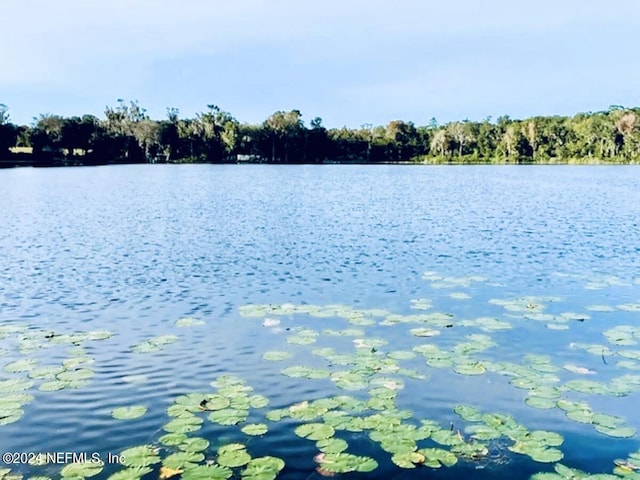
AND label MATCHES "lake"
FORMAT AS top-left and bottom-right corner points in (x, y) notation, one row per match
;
(1, 164), (639, 480)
